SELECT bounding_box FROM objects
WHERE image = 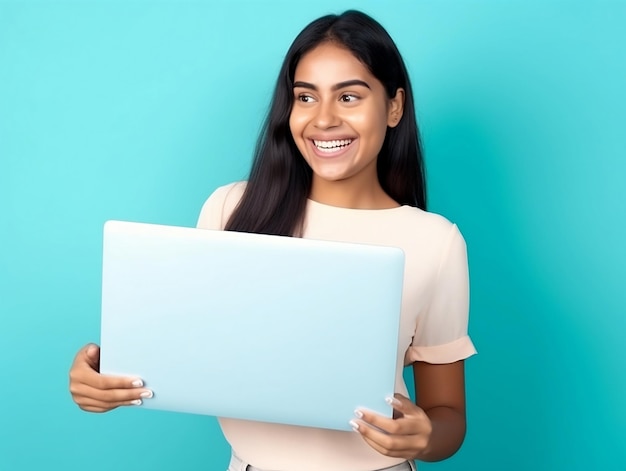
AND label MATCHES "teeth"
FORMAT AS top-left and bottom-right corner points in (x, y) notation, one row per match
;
(313, 139), (353, 152)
